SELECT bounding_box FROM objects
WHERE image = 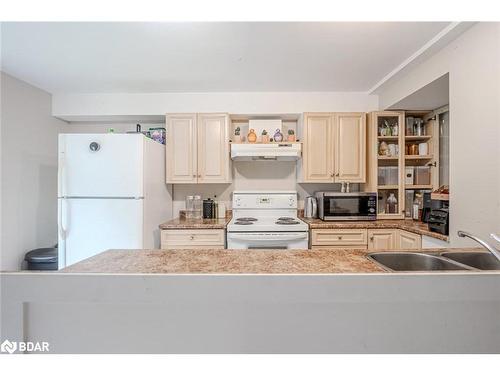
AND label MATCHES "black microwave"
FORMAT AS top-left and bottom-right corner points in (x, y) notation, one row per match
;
(315, 192), (377, 221)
